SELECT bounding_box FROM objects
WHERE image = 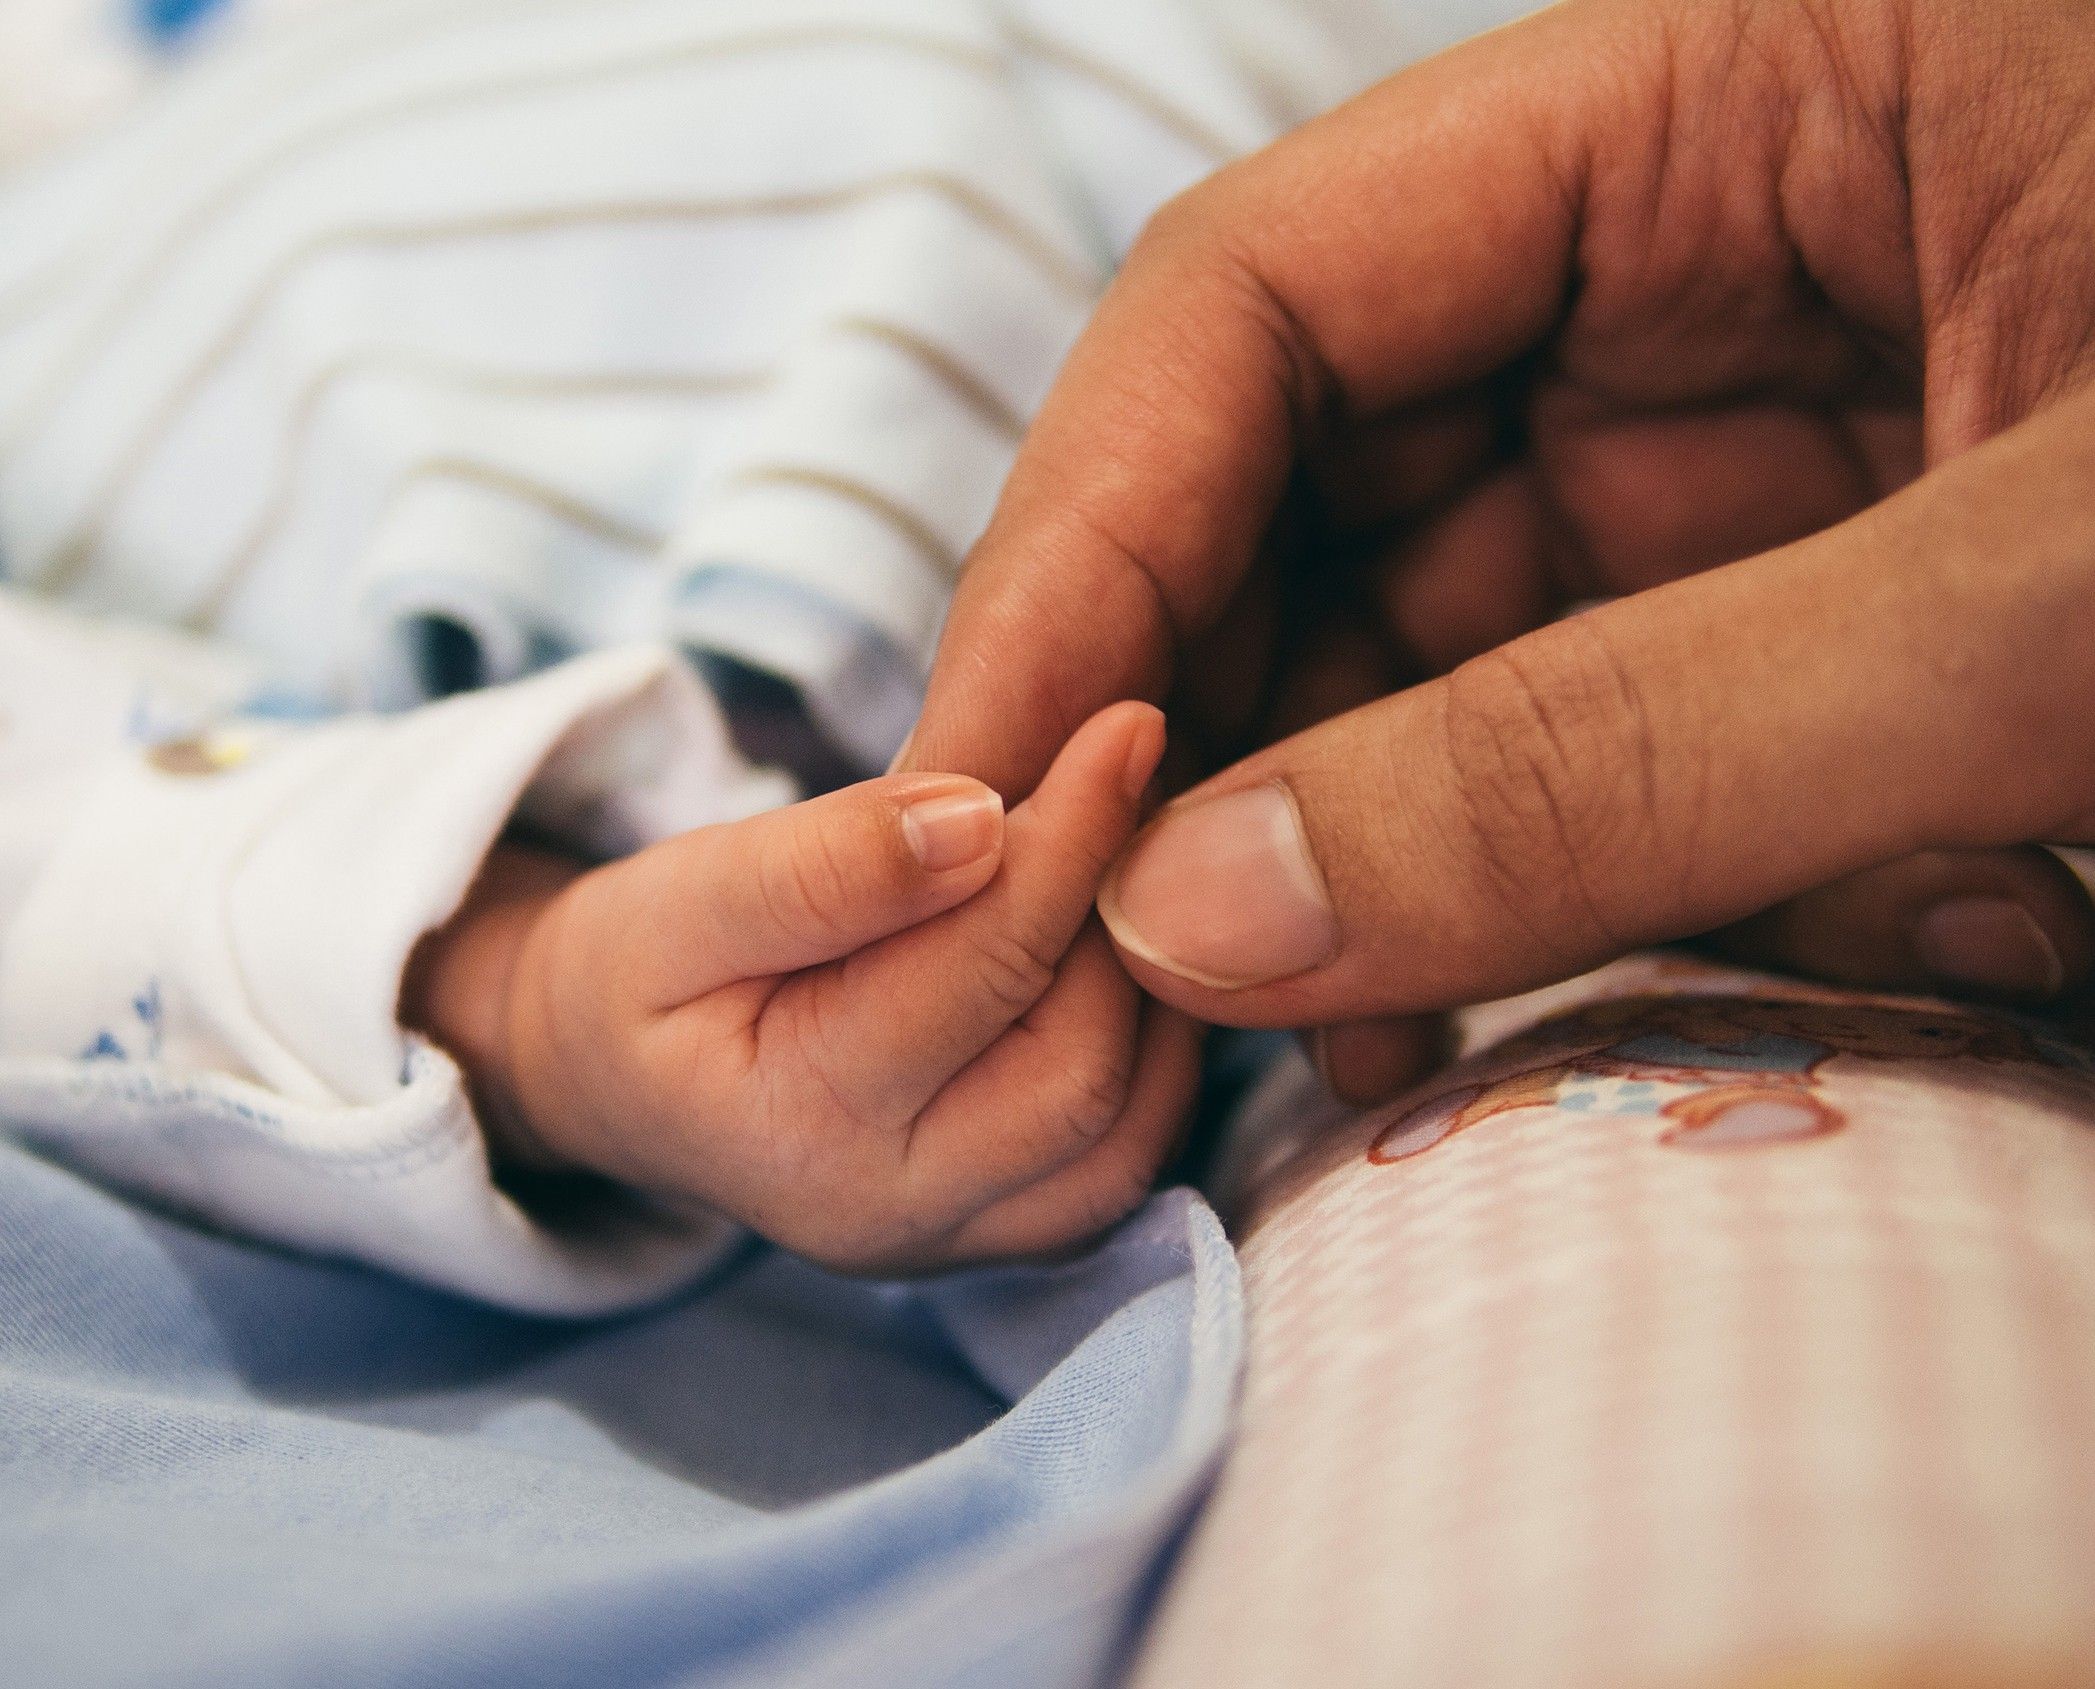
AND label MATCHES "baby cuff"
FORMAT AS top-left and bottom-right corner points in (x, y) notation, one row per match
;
(0, 647), (788, 1314)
